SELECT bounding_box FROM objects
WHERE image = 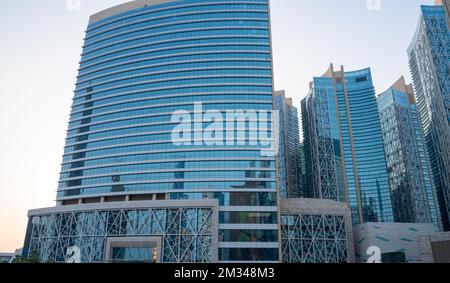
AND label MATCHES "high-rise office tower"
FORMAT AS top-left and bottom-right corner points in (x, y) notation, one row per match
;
(377, 77), (441, 230)
(275, 91), (300, 199)
(23, 0), (279, 263)
(301, 64), (393, 224)
(408, 4), (450, 231)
